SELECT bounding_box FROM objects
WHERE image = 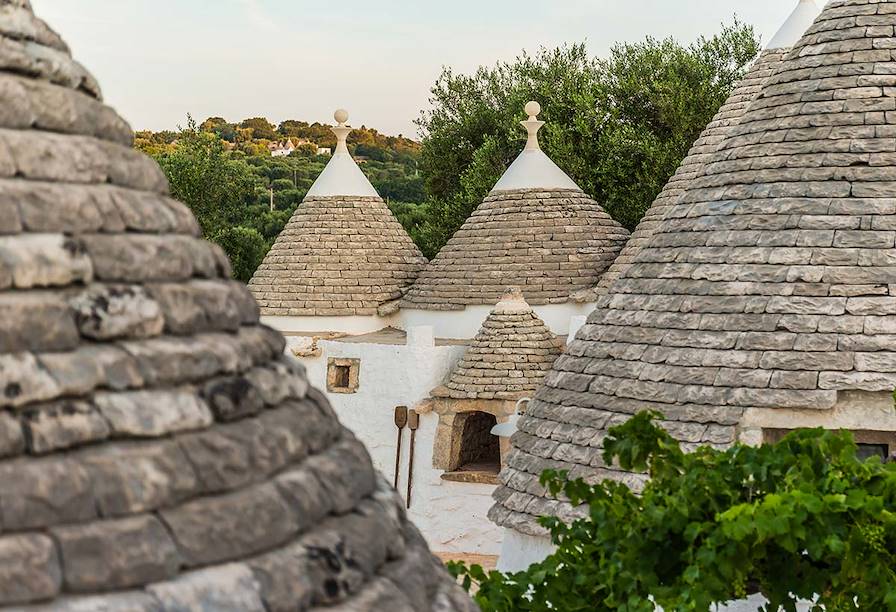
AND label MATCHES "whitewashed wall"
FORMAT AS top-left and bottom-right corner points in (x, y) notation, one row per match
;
(295, 332), (503, 555)
(400, 301), (596, 339)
